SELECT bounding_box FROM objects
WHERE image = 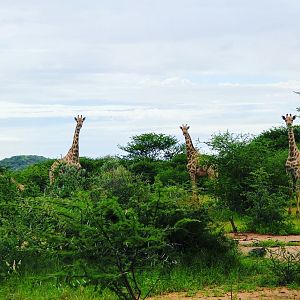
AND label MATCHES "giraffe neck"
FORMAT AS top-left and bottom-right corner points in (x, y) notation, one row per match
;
(184, 132), (198, 160)
(65, 124), (81, 162)
(288, 126), (299, 157)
